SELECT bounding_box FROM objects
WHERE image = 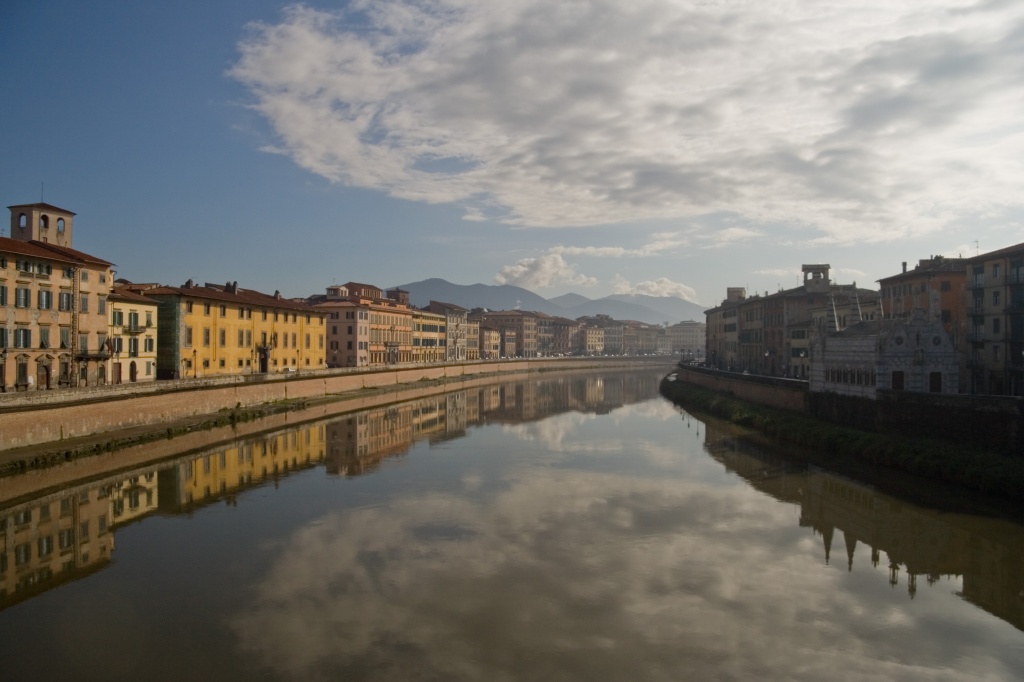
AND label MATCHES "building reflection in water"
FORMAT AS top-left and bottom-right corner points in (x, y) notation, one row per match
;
(699, 414), (1024, 632)
(2, 371), (1022, 636)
